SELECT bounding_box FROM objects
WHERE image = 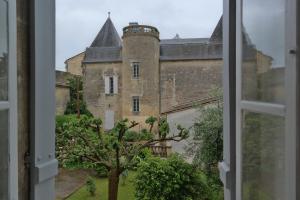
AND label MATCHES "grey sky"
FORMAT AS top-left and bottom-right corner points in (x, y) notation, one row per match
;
(56, 0), (223, 70)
